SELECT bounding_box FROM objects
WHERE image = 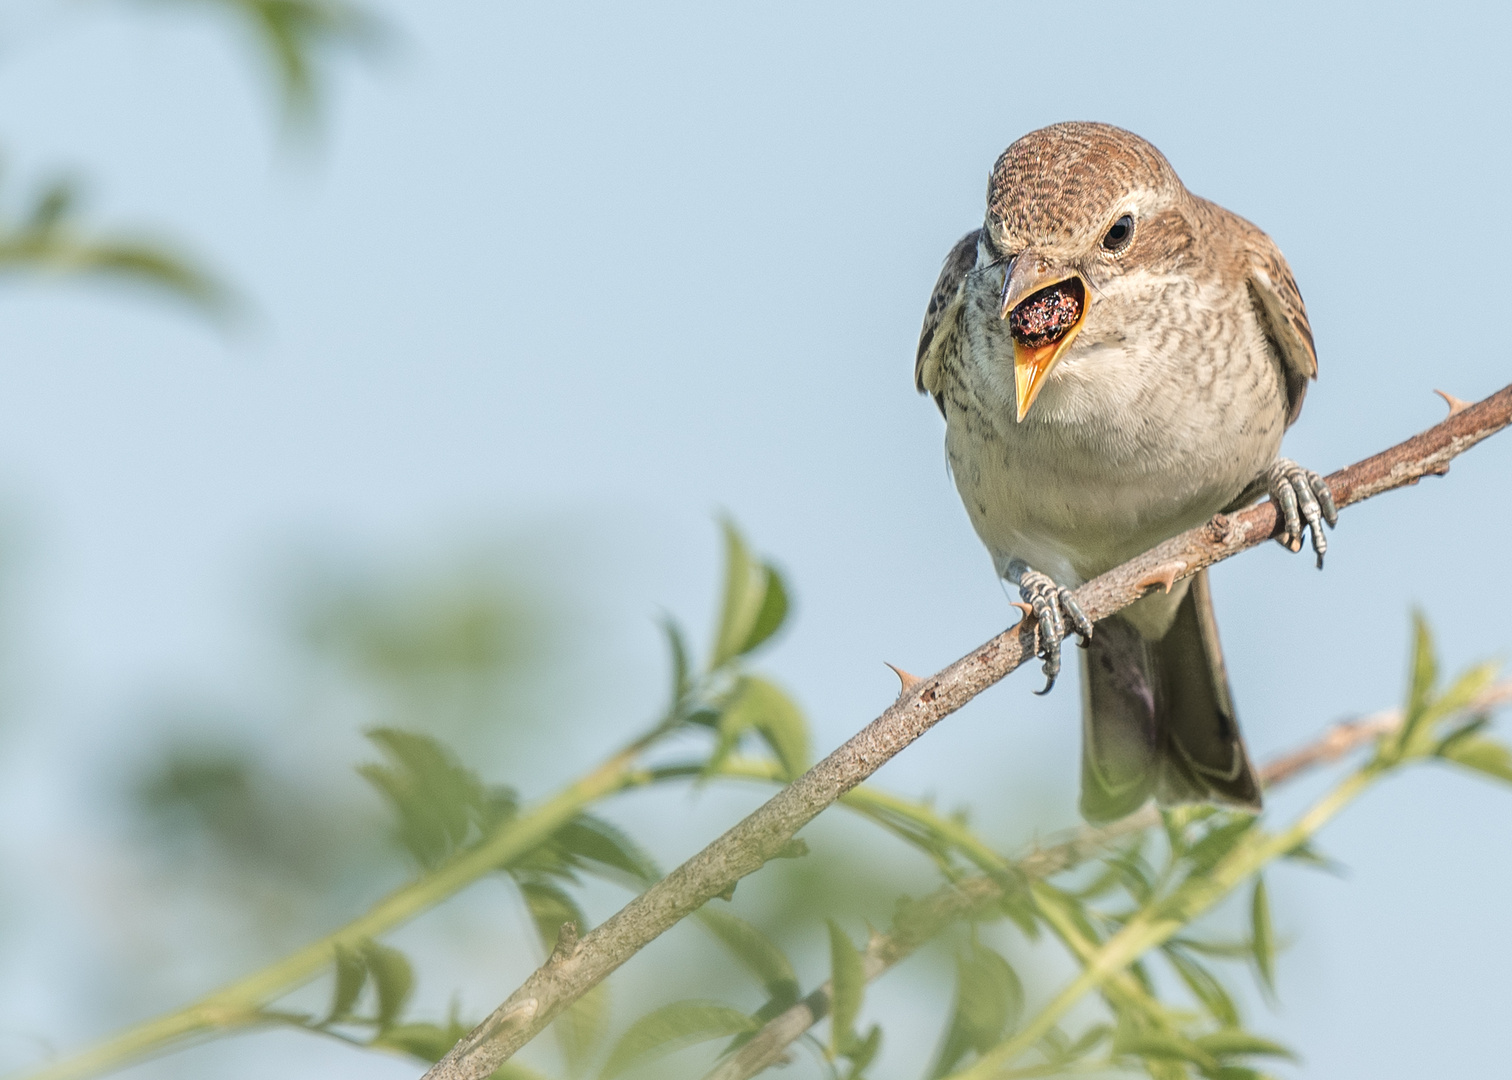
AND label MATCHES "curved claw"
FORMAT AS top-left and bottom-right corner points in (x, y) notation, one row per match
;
(1266, 459), (1336, 569)
(1012, 568), (1092, 695)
